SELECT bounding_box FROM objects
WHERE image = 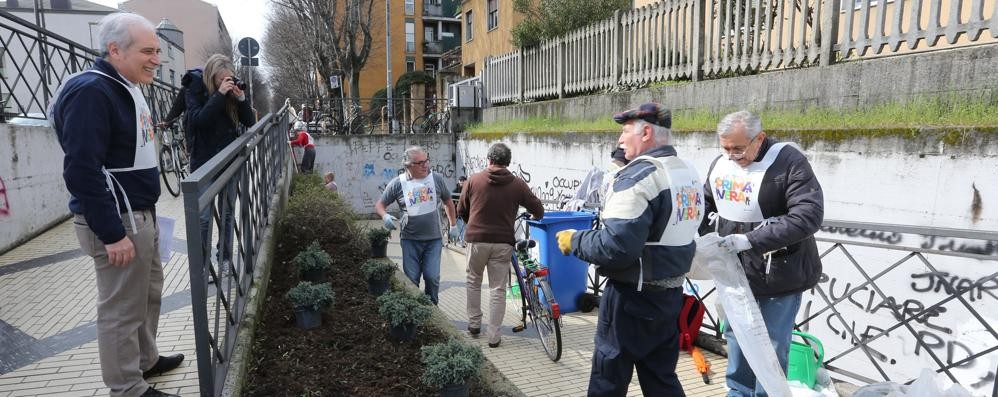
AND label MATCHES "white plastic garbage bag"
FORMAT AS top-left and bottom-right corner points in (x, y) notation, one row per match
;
(696, 232), (793, 397)
(157, 216), (175, 263)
